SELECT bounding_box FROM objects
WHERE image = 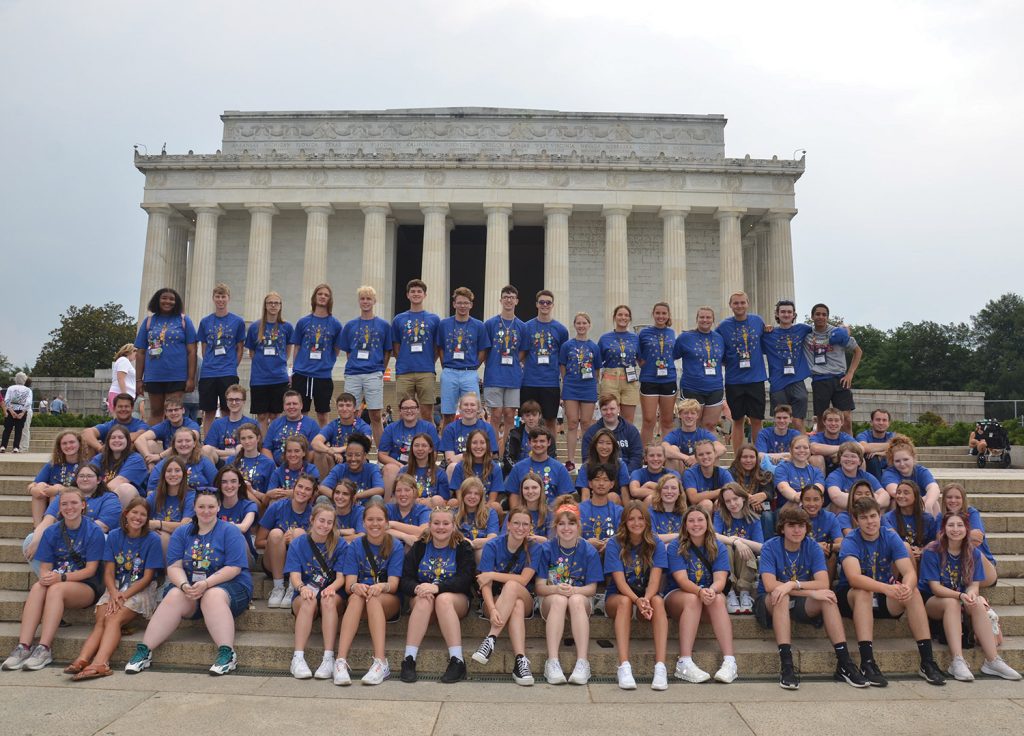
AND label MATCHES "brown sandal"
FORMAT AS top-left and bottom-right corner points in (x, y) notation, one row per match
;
(64, 658), (89, 675)
(72, 663), (113, 681)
